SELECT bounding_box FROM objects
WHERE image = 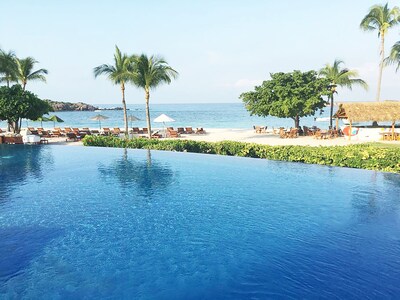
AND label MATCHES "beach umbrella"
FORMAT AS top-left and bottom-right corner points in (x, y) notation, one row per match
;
(90, 114), (109, 129)
(48, 115), (64, 128)
(34, 116), (51, 127)
(154, 114), (175, 136)
(128, 115), (141, 128)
